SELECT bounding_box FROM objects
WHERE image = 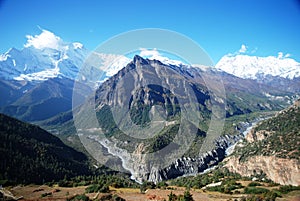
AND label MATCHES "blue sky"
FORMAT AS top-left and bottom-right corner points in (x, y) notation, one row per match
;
(0, 0), (299, 64)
